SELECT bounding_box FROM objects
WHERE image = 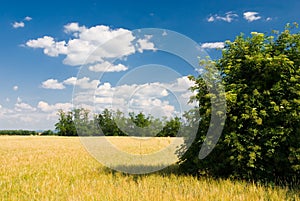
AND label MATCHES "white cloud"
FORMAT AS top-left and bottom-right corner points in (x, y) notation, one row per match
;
(41, 79), (65, 89)
(243, 12), (261, 22)
(0, 75), (195, 129)
(26, 23), (155, 66)
(201, 42), (225, 49)
(13, 85), (18, 91)
(12, 16), (32, 29)
(41, 76), (100, 90)
(13, 21), (25, 28)
(63, 77), (77, 85)
(88, 61), (128, 72)
(17, 97), (22, 103)
(15, 102), (36, 112)
(207, 16), (215, 22)
(26, 36), (68, 57)
(0, 98), (74, 130)
(266, 17), (272, 21)
(24, 16), (32, 21)
(72, 77), (100, 89)
(90, 76), (195, 118)
(165, 76), (195, 92)
(37, 101), (72, 113)
(208, 12), (238, 23)
(137, 35), (156, 53)
(64, 22), (86, 34)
